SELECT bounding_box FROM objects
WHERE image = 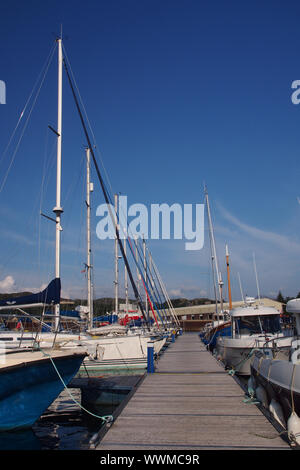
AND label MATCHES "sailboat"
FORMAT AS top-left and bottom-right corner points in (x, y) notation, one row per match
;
(199, 188), (230, 350)
(0, 36), (175, 375)
(0, 37), (87, 431)
(75, 192), (169, 373)
(45, 133), (167, 373)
